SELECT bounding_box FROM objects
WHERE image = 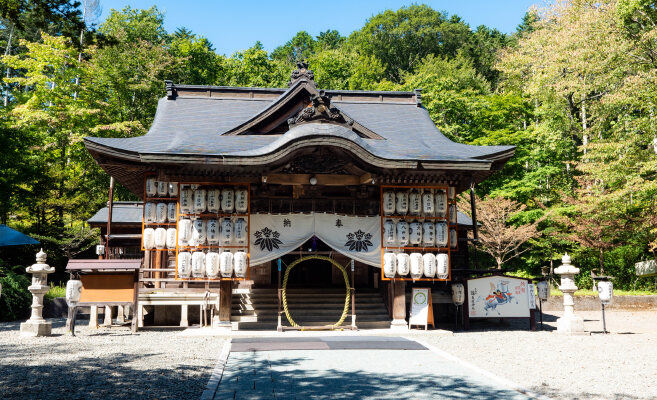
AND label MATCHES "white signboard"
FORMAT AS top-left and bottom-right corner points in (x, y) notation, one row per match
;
(527, 283), (537, 309)
(468, 276), (530, 318)
(409, 288), (430, 327)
